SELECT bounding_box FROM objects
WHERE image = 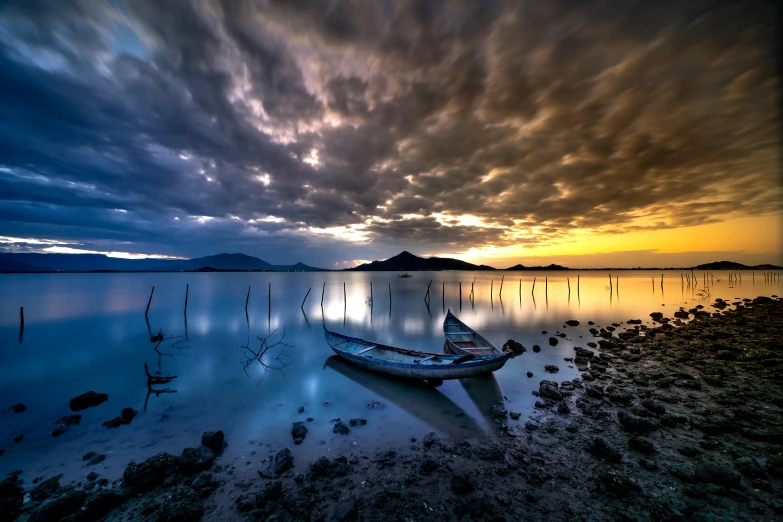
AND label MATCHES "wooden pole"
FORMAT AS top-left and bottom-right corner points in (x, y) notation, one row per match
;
(321, 282), (325, 306)
(424, 280), (432, 303)
(459, 282), (462, 308)
(344, 282), (346, 305)
(145, 286), (155, 317)
(470, 278), (475, 299)
(268, 282), (271, 313)
(490, 280), (493, 300)
(545, 277), (548, 297)
(442, 282), (444, 308)
(301, 287), (311, 309)
(185, 284), (189, 315)
(245, 286), (250, 312)
(567, 278), (570, 295)
(499, 276), (504, 298)
(20, 306), (24, 329)
(616, 276), (618, 292)
(389, 282), (392, 304)
(577, 273), (580, 296)
(370, 281), (373, 304)
(532, 277), (536, 295)
(519, 278), (521, 298)
(608, 274), (612, 292)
